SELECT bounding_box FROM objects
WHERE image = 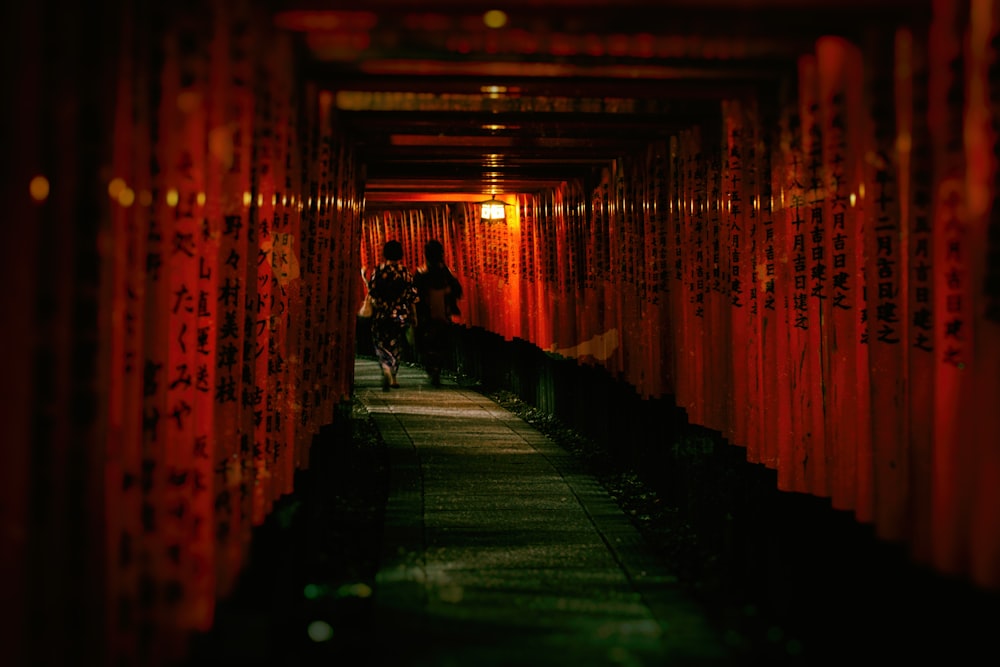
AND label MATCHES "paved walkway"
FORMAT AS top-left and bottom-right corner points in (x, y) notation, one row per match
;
(354, 357), (740, 666)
